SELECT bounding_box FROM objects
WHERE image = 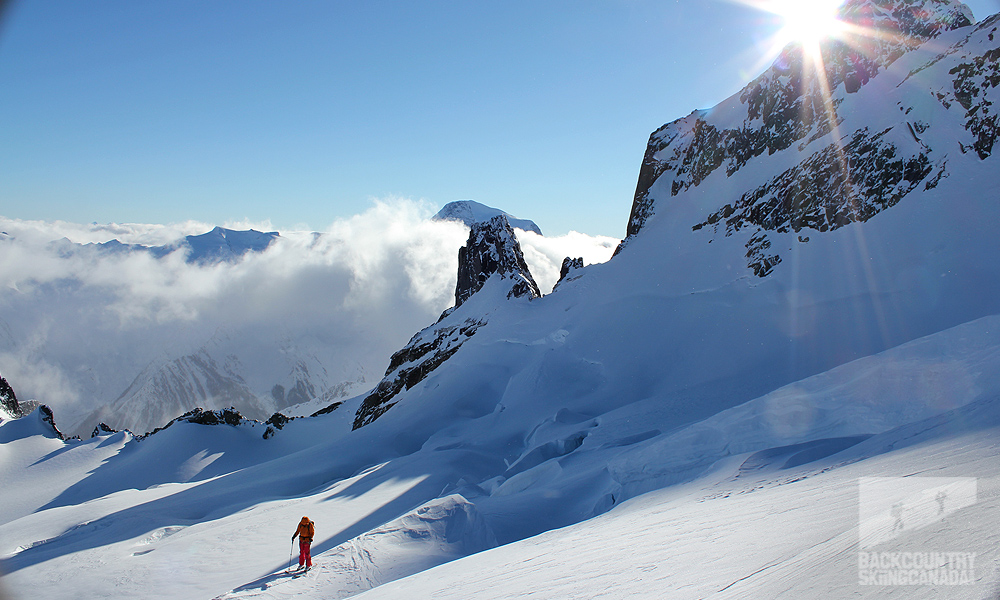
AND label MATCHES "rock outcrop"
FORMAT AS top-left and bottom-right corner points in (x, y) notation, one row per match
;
(0, 374), (20, 418)
(139, 407), (252, 440)
(455, 215), (541, 308)
(39, 405), (67, 440)
(91, 422), (118, 438)
(555, 257), (584, 289)
(262, 411), (294, 439)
